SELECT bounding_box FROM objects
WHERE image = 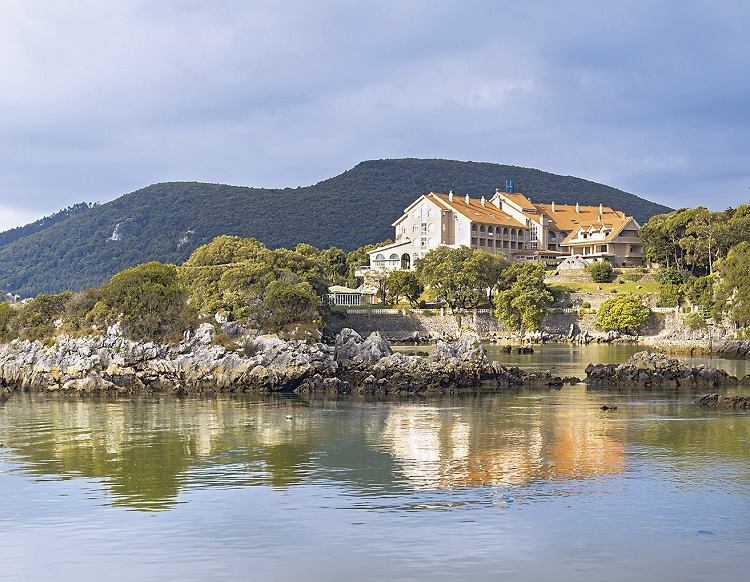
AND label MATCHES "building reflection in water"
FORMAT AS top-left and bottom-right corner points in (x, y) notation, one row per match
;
(376, 391), (624, 490)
